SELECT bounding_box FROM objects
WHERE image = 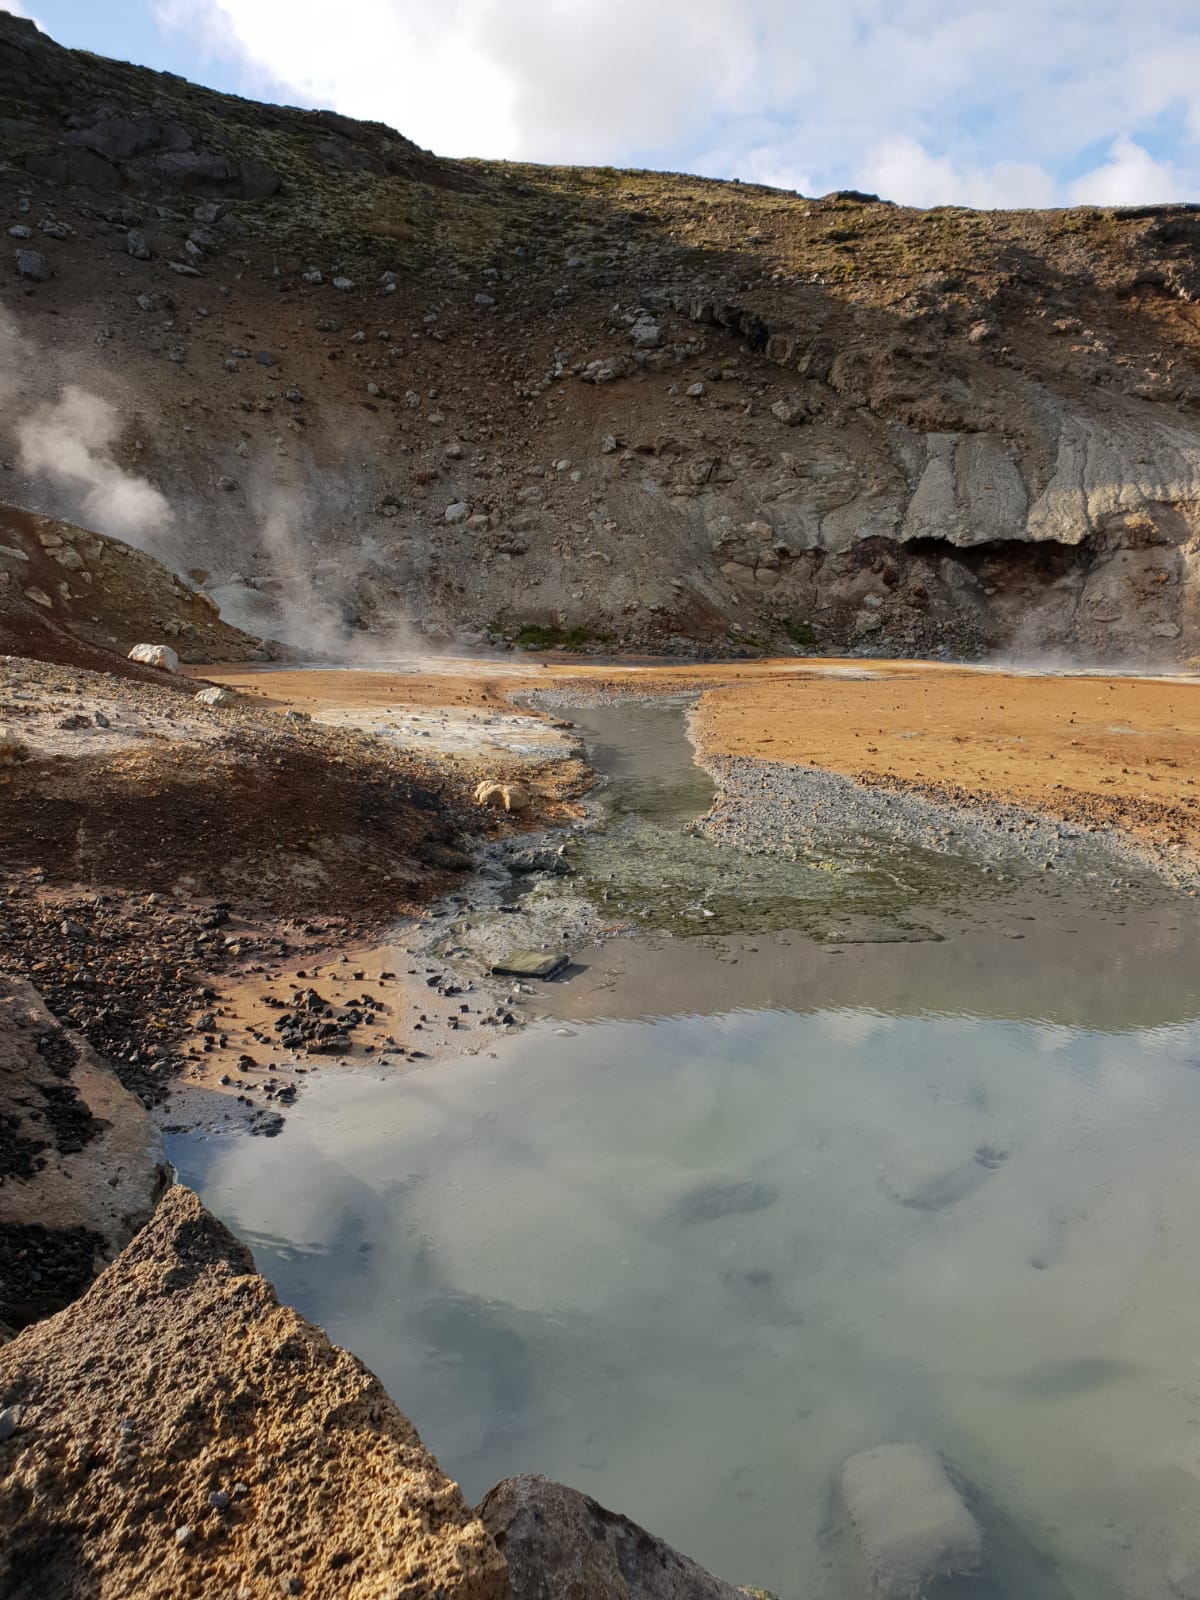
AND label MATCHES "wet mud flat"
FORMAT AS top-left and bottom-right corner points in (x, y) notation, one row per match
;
(169, 694), (1200, 1600)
